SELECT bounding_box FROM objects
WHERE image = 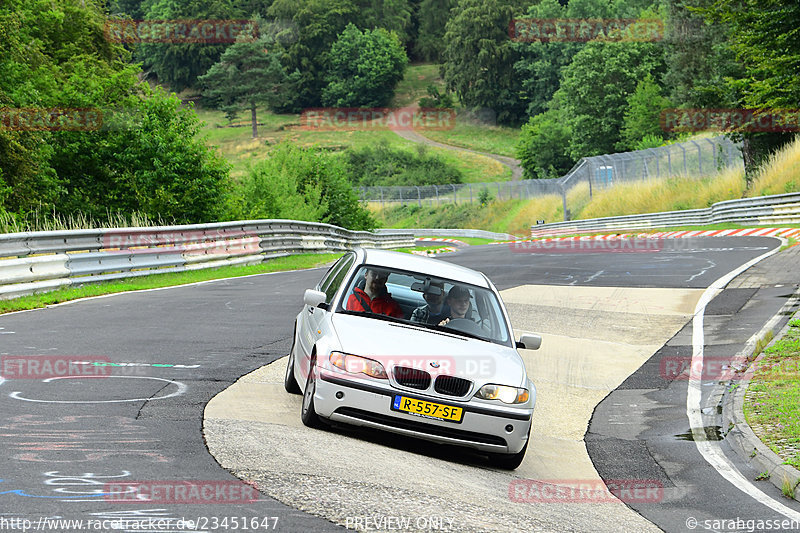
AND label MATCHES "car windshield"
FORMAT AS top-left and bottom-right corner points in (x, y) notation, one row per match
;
(336, 265), (512, 347)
